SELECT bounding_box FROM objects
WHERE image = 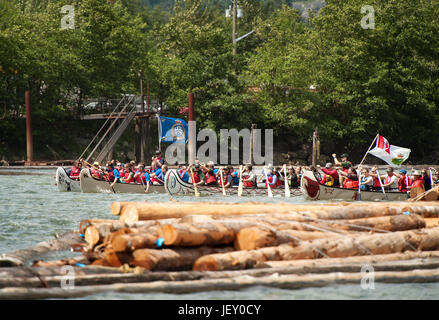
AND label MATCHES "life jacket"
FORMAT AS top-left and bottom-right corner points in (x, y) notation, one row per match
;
(178, 169), (187, 179)
(398, 175), (408, 193)
(90, 168), (101, 179)
(343, 178), (359, 189)
(266, 174), (277, 188)
(373, 176), (381, 188)
(124, 172), (135, 183)
(205, 171), (217, 185)
(70, 167), (80, 180)
(242, 173), (256, 188)
(275, 172), (283, 187)
(107, 171), (114, 182)
(411, 177), (424, 189)
(192, 171), (201, 183)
